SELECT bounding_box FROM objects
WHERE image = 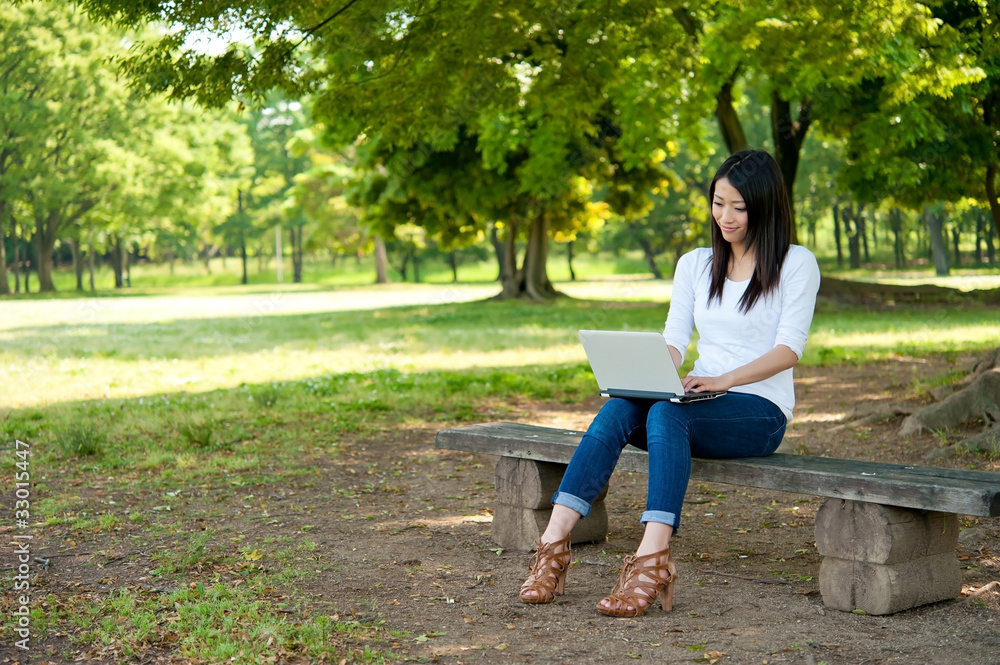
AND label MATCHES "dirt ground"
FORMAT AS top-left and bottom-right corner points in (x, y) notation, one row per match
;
(4, 355), (1000, 664)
